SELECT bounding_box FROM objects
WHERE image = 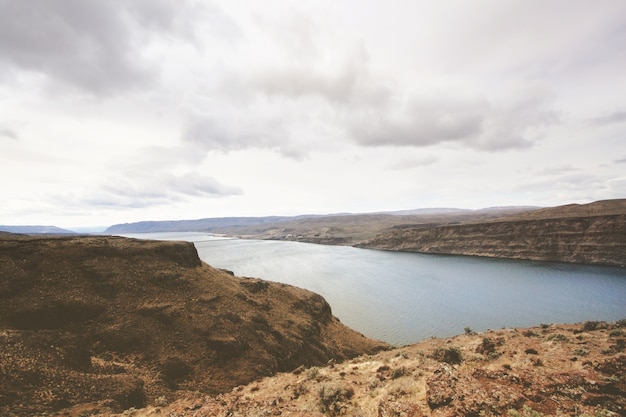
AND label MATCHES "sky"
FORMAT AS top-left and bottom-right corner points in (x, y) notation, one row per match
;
(1, 0), (625, 229)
